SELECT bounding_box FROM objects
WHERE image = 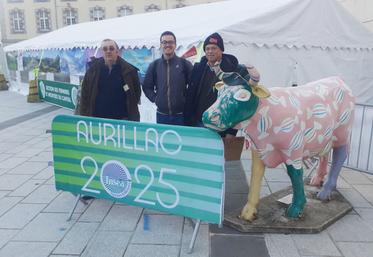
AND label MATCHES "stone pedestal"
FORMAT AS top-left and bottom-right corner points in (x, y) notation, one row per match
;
(224, 185), (352, 234)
